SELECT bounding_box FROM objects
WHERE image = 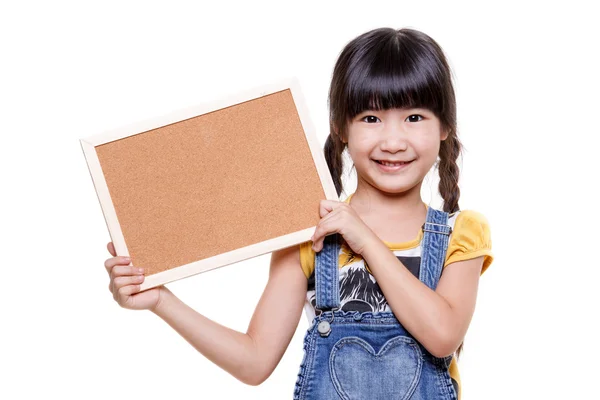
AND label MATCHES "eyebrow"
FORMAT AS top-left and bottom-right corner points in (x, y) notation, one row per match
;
(357, 107), (431, 115)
